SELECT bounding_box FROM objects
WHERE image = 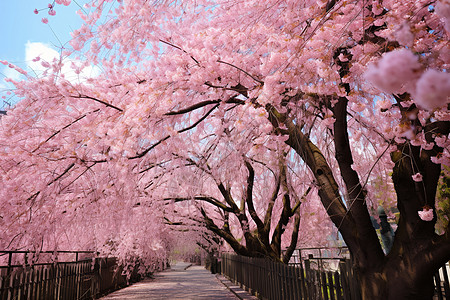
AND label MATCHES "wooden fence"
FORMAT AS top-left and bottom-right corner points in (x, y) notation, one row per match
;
(222, 252), (449, 300)
(221, 253), (360, 300)
(0, 251), (136, 300)
(435, 262), (450, 300)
